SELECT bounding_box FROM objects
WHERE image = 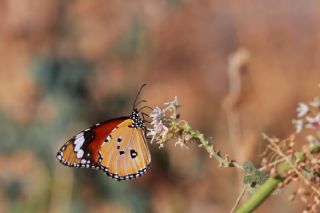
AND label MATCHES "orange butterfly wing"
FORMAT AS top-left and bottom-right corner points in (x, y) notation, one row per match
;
(56, 118), (127, 169)
(99, 119), (151, 180)
(56, 109), (151, 181)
